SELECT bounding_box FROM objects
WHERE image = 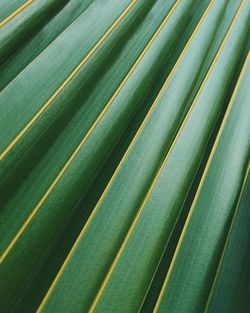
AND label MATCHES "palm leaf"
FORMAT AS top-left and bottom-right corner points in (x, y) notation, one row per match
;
(85, 2), (249, 312)
(205, 164), (250, 313)
(0, 0), (95, 90)
(0, 0), (249, 312)
(0, 0), (33, 26)
(0, 0), (155, 200)
(36, 1), (249, 312)
(0, 1), (196, 311)
(154, 46), (250, 313)
(0, 0), (69, 63)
